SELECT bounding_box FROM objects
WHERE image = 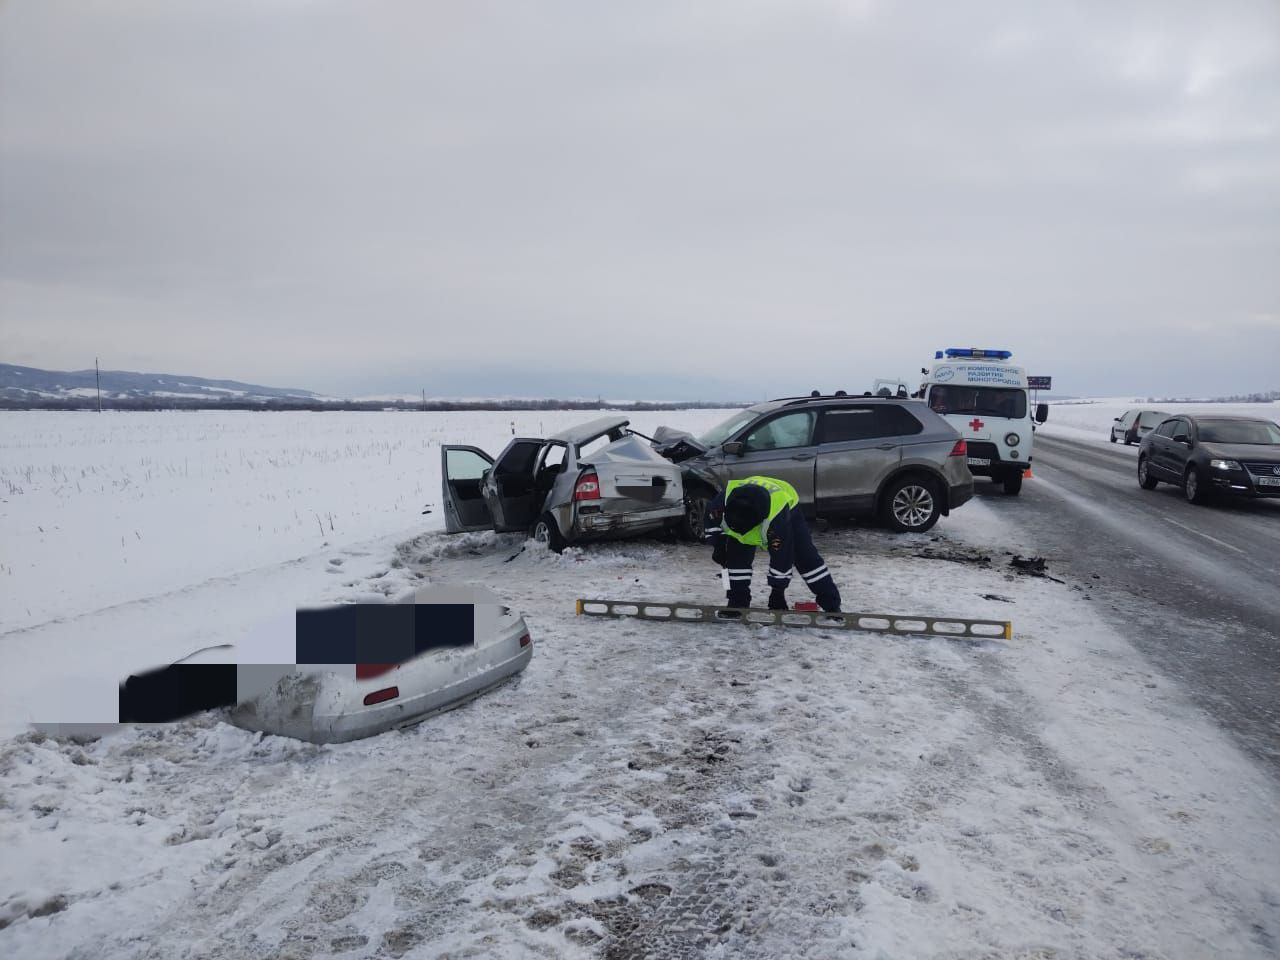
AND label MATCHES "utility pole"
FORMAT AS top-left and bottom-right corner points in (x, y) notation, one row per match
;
(95, 357), (102, 412)
(421, 388), (426, 412)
